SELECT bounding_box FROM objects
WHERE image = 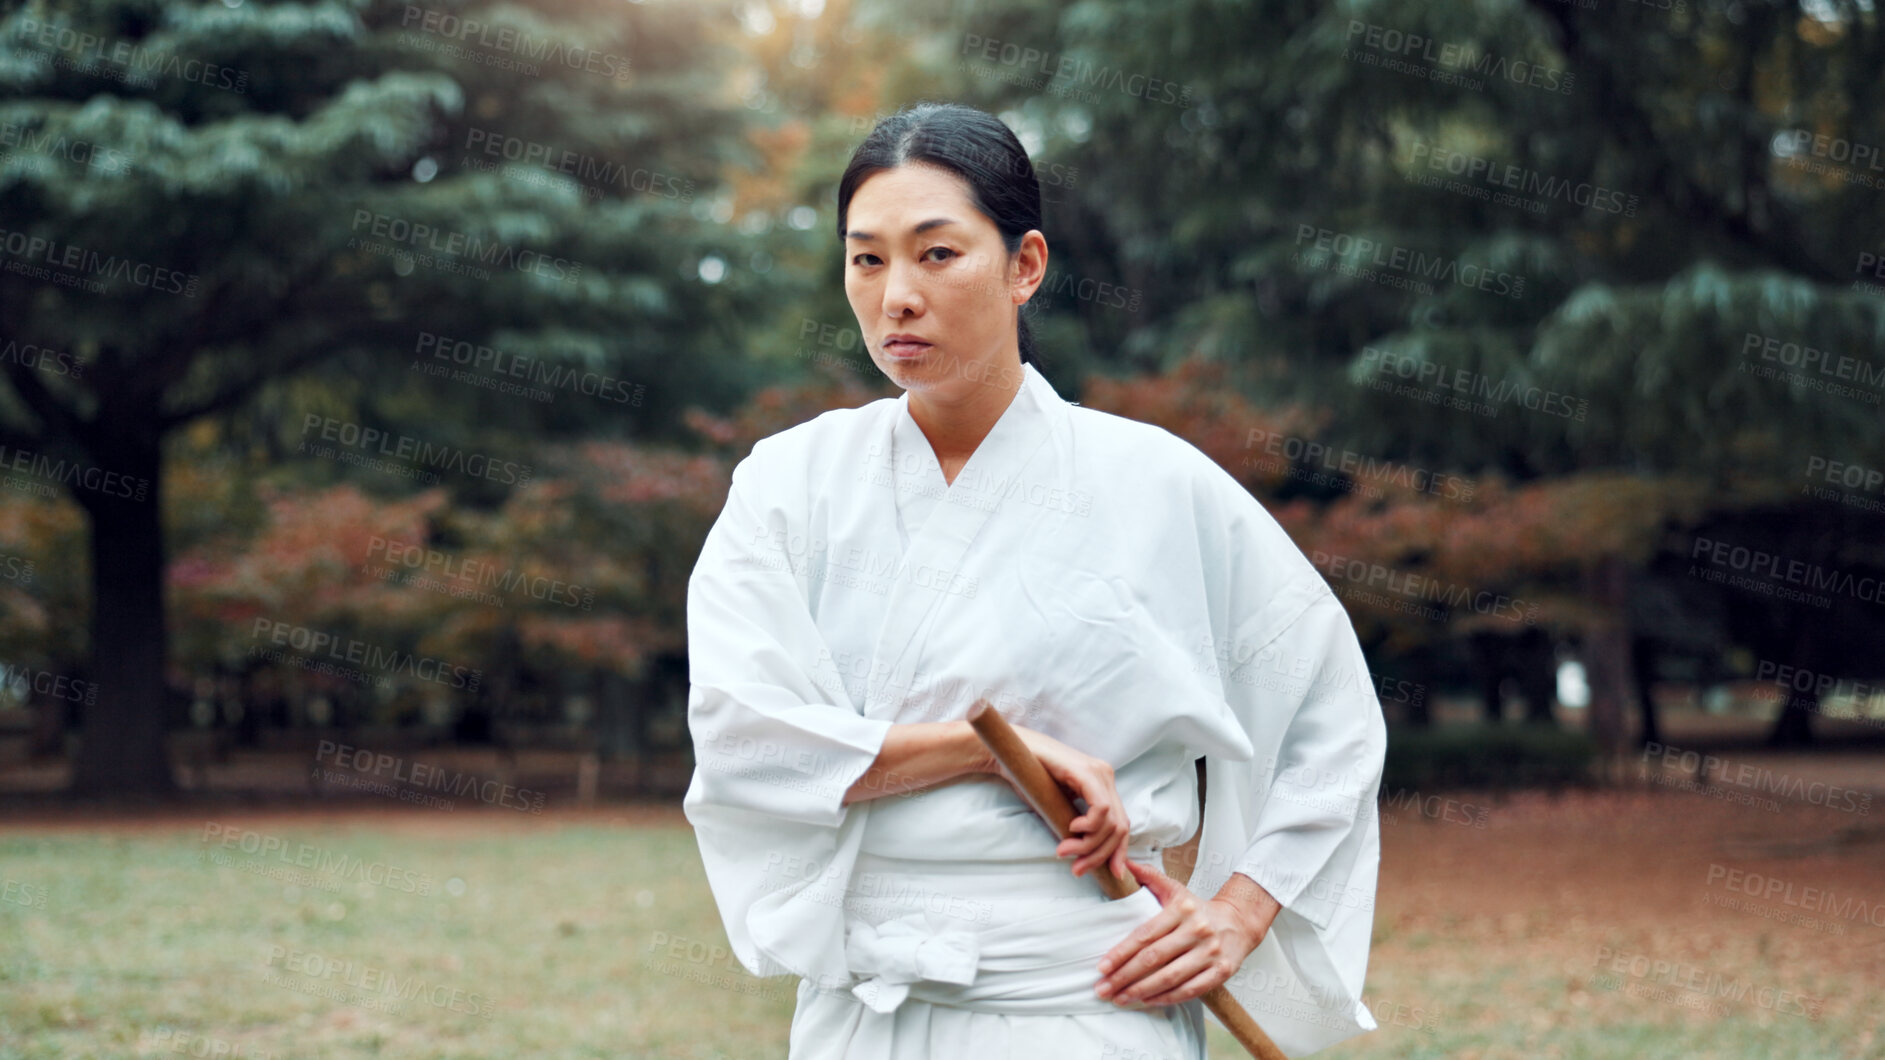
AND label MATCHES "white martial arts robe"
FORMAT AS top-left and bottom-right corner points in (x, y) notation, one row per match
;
(683, 361), (1387, 1057)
